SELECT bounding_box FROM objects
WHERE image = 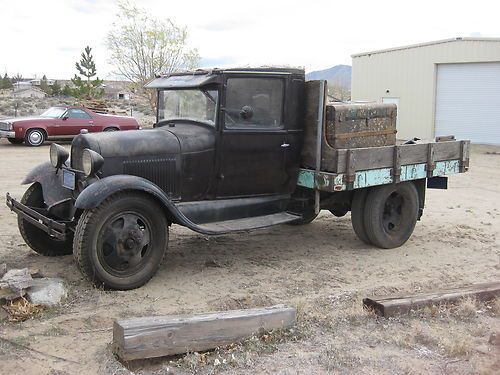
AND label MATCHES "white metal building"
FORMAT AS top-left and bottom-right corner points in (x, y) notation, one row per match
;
(351, 38), (500, 144)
